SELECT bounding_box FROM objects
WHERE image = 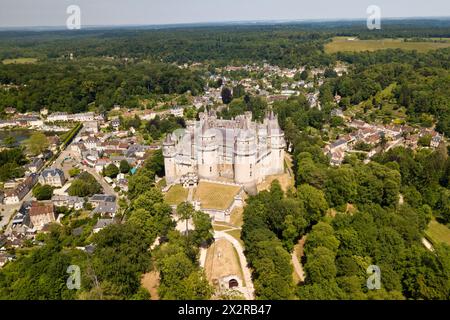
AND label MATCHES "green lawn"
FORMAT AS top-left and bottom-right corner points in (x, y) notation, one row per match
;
(425, 219), (450, 247)
(325, 37), (450, 54)
(2, 58), (38, 64)
(194, 182), (241, 210)
(164, 184), (188, 205)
